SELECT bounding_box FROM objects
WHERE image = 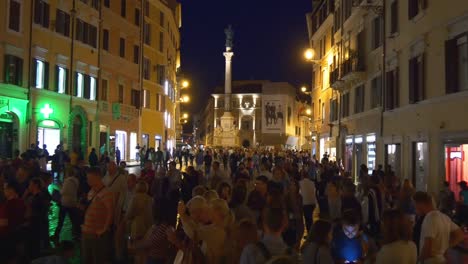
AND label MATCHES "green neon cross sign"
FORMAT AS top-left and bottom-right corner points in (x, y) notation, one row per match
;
(40, 104), (53, 119)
